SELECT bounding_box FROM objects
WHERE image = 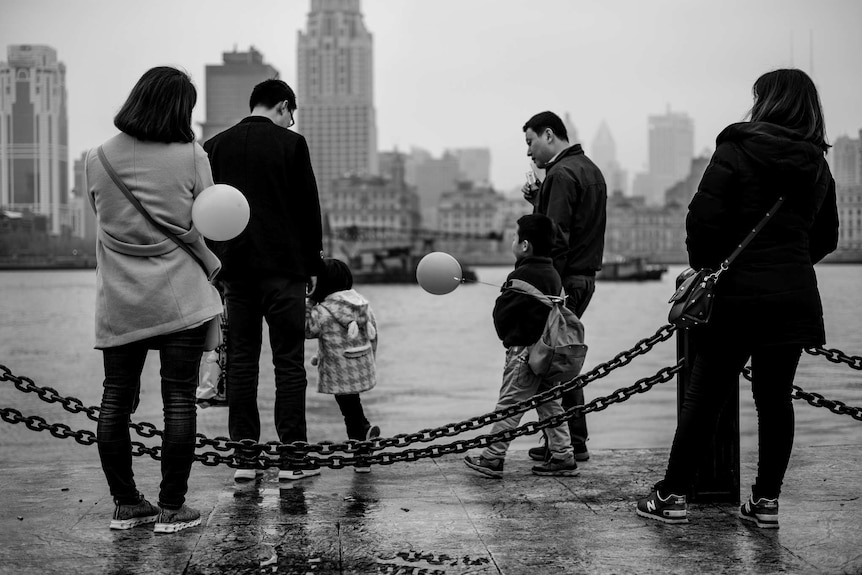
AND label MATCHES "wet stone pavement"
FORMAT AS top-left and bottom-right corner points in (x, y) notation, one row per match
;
(0, 446), (860, 574)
